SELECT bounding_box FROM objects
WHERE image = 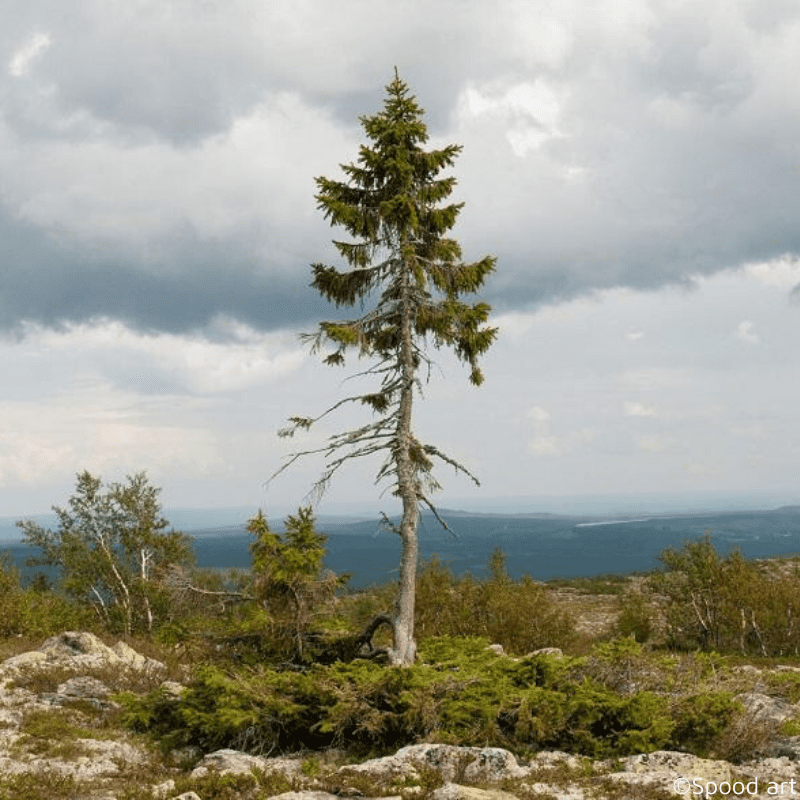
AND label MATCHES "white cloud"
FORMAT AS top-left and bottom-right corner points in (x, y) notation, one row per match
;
(21, 318), (305, 393)
(8, 32), (51, 77)
(624, 401), (658, 417)
(735, 320), (760, 344)
(457, 78), (567, 156)
(528, 405), (551, 422)
(530, 436), (563, 457)
(527, 405), (562, 455)
(0, 387), (223, 488)
(638, 435), (670, 452)
(0, 435), (72, 485)
(745, 255), (800, 288)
